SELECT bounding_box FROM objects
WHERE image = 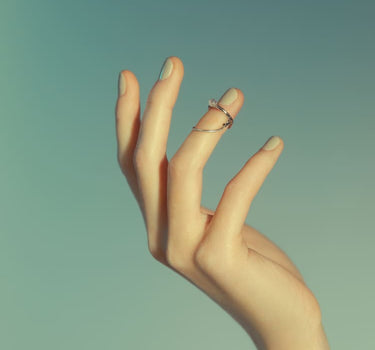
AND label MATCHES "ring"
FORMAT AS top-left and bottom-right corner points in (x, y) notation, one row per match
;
(192, 98), (234, 132)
